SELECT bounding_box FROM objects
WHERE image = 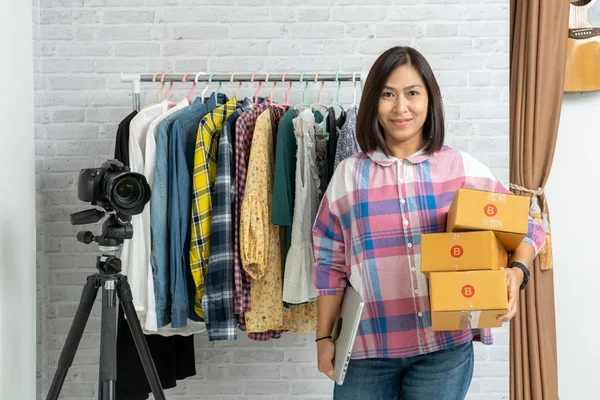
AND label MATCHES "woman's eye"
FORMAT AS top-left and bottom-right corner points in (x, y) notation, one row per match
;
(381, 91), (394, 98)
(408, 91), (418, 96)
